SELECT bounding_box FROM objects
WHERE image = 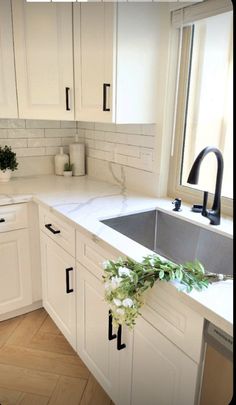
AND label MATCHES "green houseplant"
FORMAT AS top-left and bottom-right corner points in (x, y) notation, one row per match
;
(63, 162), (73, 177)
(0, 145), (18, 182)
